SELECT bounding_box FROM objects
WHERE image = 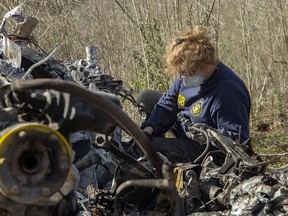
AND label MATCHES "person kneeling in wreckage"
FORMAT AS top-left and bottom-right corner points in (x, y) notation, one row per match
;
(136, 25), (254, 166)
